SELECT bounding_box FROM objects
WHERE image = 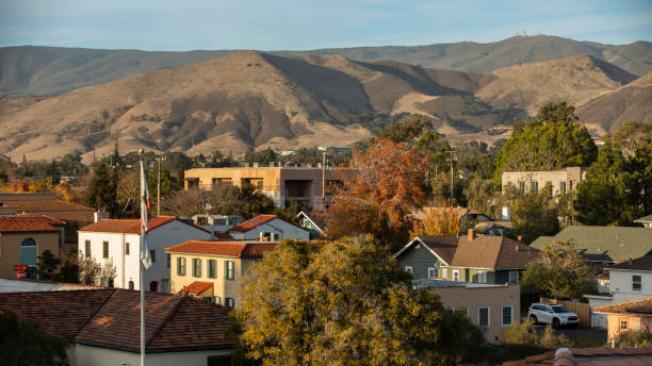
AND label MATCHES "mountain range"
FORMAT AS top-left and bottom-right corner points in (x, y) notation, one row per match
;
(0, 35), (650, 161)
